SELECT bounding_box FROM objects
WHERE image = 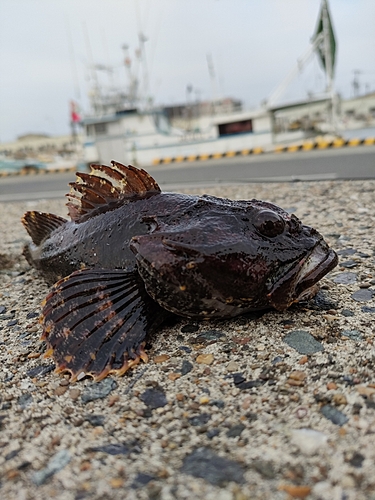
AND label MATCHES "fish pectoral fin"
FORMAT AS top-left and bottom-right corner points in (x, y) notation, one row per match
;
(66, 161), (161, 222)
(40, 268), (169, 381)
(21, 211), (67, 245)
